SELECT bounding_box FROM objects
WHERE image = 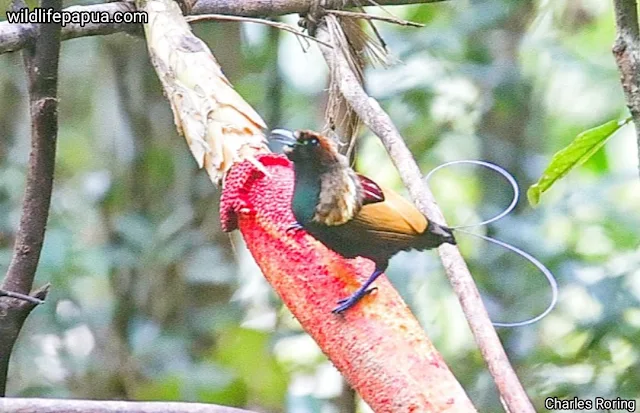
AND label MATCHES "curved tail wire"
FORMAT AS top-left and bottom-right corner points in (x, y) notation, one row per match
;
(427, 159), (558, 328)
(426, 160), (519, 229)
(455, 228), (559, 328)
